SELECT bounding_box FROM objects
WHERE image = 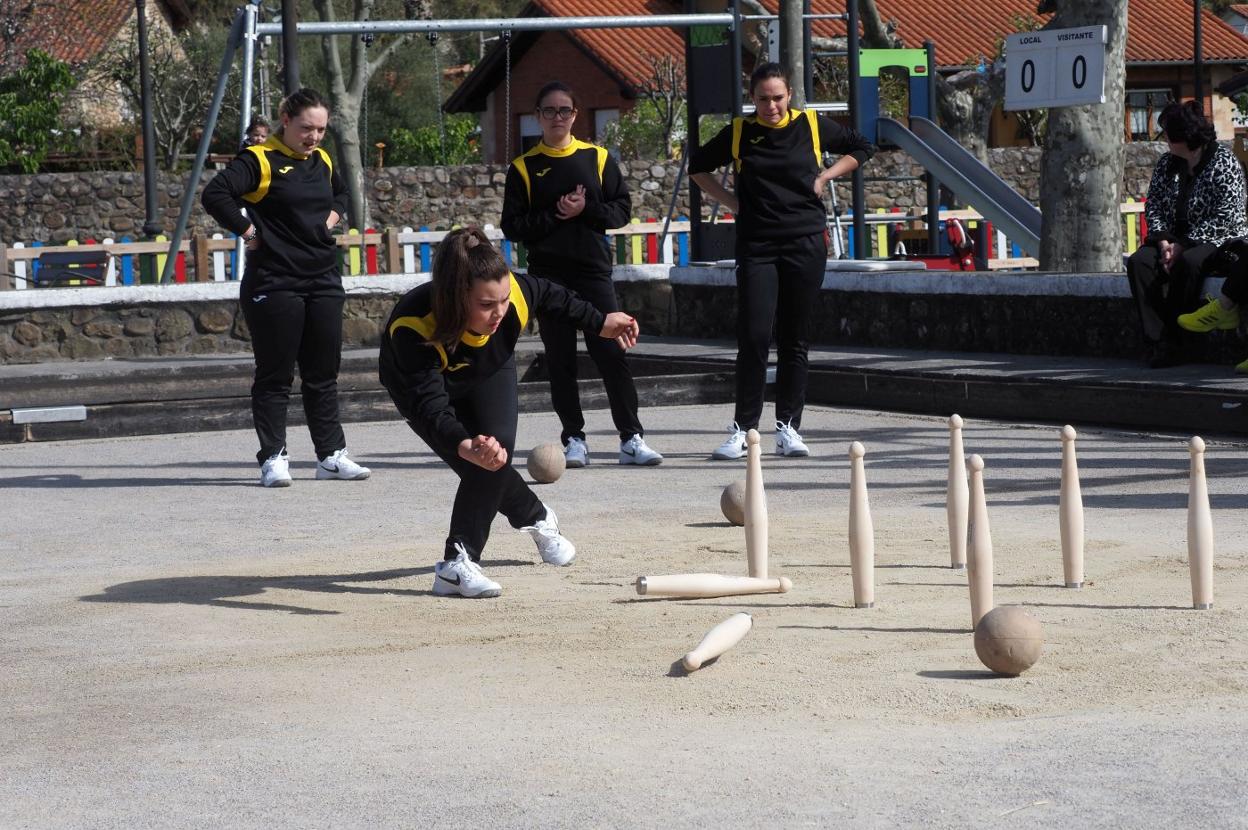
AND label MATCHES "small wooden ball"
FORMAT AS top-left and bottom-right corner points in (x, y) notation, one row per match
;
(720, 480), (746, 526)
(526, 442), (565, 484)
(973, 606), (1043, 676)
